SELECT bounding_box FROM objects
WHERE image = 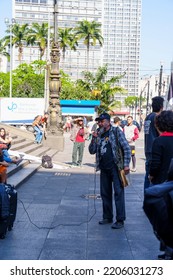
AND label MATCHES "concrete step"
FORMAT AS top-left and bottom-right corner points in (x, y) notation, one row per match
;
(7, 159), (29, 177)
(11, 137), (26, 145)
(7, 162), (41, 187)
(11, 139), (34, 151)
(4, 130), (59, 188)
